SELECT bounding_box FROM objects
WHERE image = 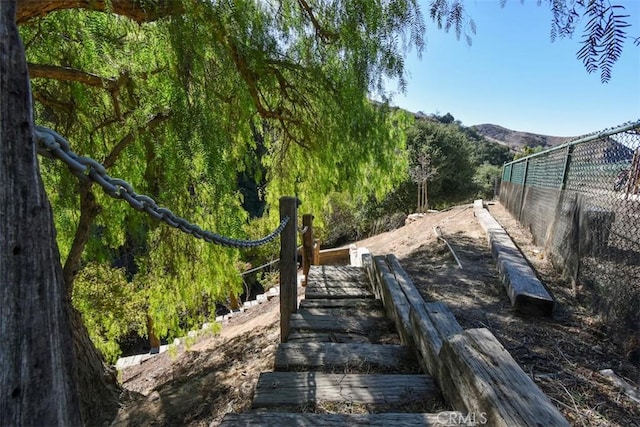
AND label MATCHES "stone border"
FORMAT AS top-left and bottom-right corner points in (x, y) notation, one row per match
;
(115, 284), (285, 369)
